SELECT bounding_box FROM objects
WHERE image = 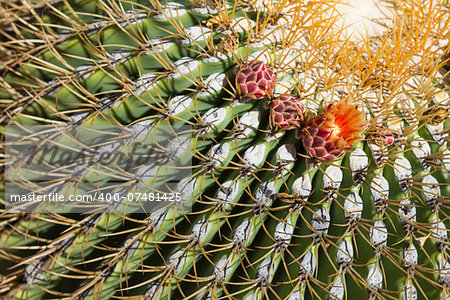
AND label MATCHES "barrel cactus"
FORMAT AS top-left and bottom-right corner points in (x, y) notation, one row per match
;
(0, 0), (449, 299)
